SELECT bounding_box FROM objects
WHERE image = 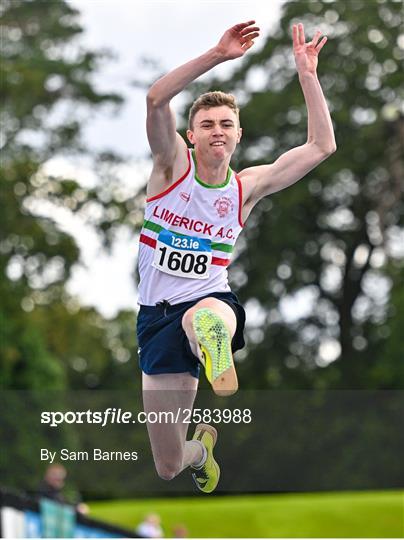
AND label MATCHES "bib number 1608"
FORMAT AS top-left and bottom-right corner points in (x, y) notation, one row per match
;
(157, 246), (208, 276)
(152, 230), (212, 279)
